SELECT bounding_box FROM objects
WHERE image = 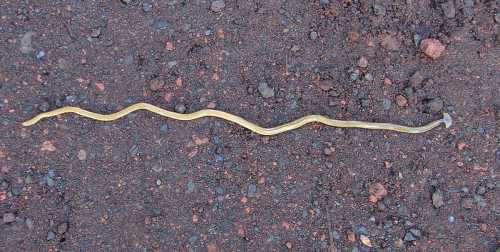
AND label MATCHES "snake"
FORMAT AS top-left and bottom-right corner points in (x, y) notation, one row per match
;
(22, 102), (452, 136)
